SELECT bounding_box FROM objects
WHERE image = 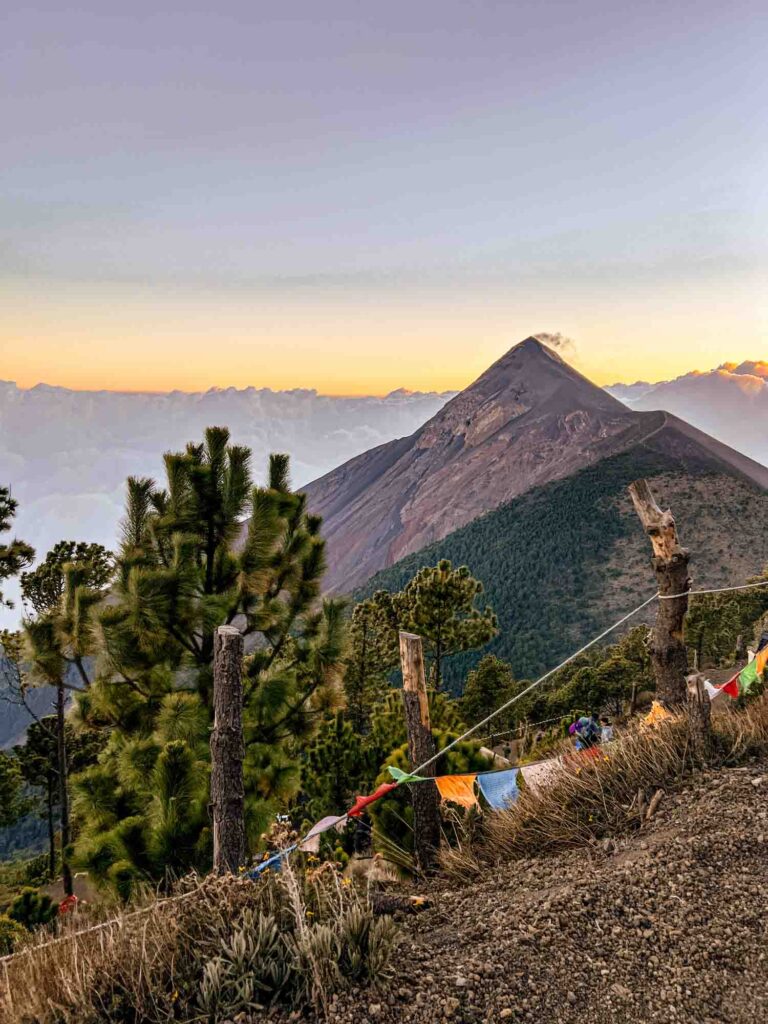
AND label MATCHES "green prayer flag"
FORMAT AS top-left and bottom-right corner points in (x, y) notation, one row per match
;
(738, 660), (761, 696)
(387, 766), (429, 784)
